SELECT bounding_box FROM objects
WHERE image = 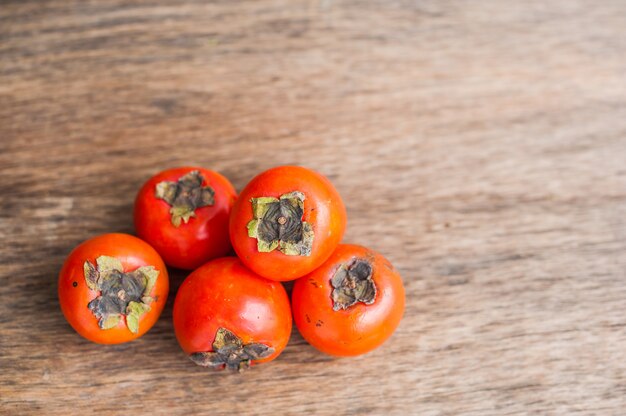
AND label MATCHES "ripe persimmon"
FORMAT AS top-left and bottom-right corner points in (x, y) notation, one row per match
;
(229, 166), (346, 281)
(134, 167), (237, 270)
(173, 257), (292, 371)
(58, 233), (169, 344)
(292, 244), (405, 356)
